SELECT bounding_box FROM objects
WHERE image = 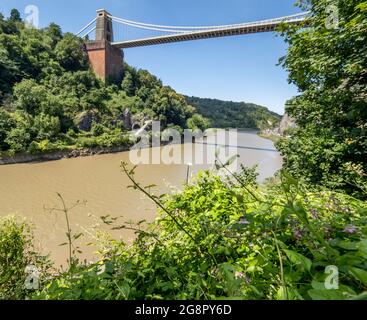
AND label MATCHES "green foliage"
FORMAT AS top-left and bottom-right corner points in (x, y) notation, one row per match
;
(0, 12), (204, 157)
(106, 90), (138, 115)
(187, 114), (210, 131)
(1, 3), (366, 301)
(0, 216), (50, 300)
(277, 0), (367, 196)
(75, 128), (131, 149)
(31, 166), (367, 300)
(0, 109), (14, 150)
(33, 113), (60, 141)
(121, 70), (135, 96)
(45, 23), (62, 49)
(9, 9), (21, 22)
(5, 111), (34, 152)
(13, 79), (48, 115)
(152, 87), (192, 128)
(54, 33), (88, 71)
(91, 122), (105, 137)
(28, 140), (63, 155)
(186, 96), (281, 130)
